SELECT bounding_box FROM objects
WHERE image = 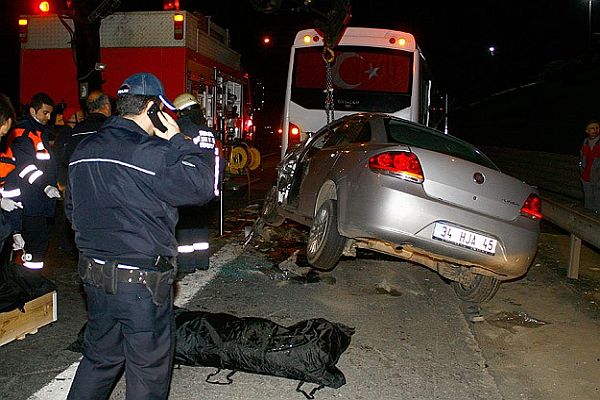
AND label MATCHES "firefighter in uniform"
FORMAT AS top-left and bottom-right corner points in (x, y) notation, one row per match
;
(172, 92), (220, 274)
(0, 94), (20, 248)
(4, 92), (60, 270)
(65, 73), (215, 400)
